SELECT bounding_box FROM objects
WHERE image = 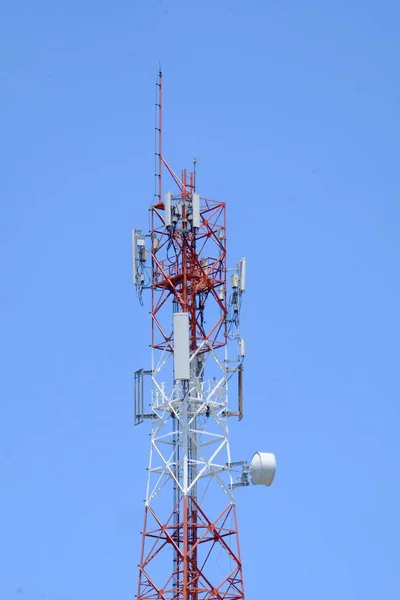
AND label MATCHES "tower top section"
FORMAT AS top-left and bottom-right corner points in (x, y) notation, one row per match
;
(133, 71), (245, 353)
